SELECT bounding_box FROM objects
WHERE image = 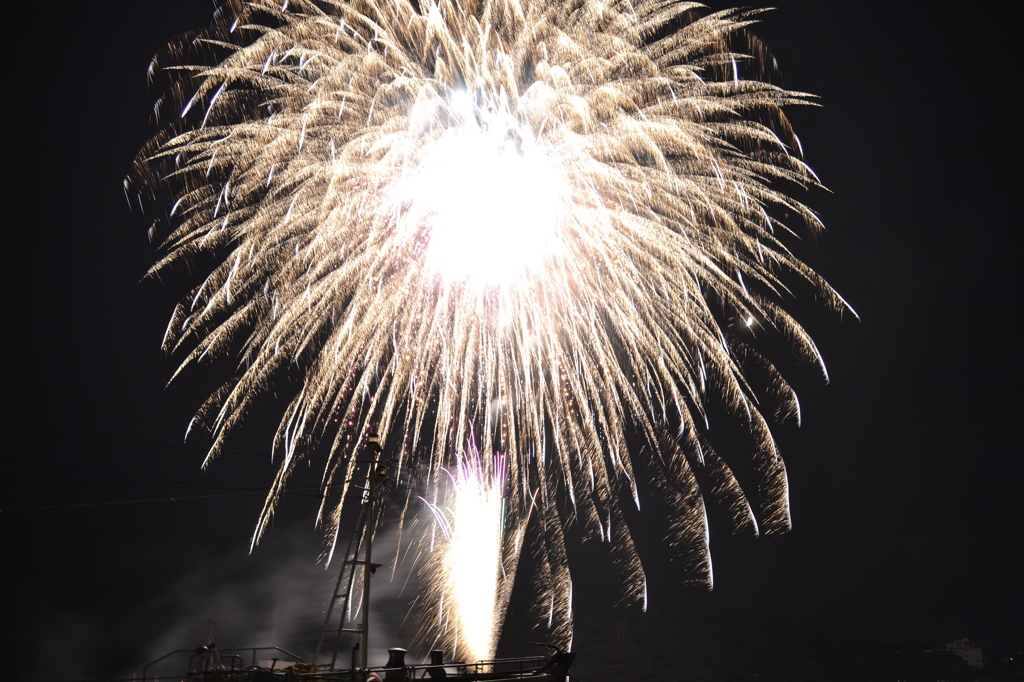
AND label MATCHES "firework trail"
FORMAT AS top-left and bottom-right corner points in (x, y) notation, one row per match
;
(132, 0), (849, 646)
(418, 447), (523, 662)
